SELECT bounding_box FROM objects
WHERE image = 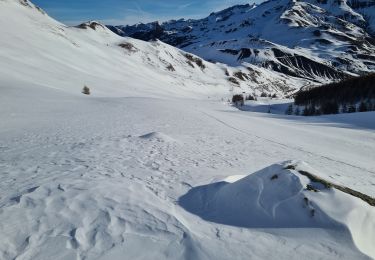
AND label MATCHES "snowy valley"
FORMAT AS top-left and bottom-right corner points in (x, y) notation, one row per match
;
(0, 0), (375, 260)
